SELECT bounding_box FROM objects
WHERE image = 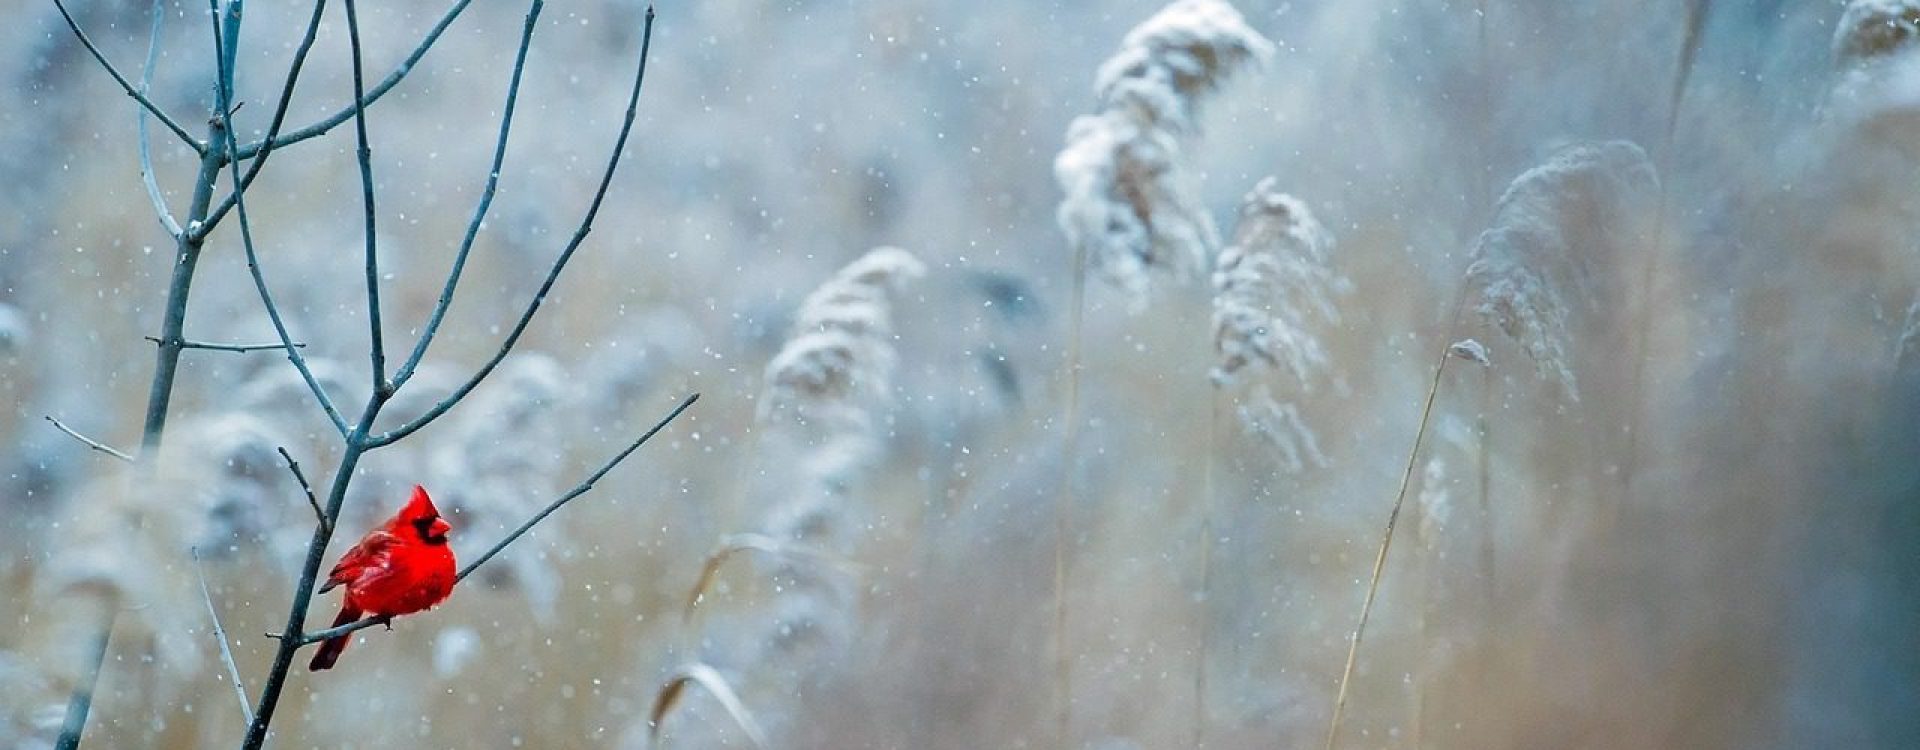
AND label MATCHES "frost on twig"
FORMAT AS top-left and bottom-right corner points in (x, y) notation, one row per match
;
(1464, 141), (1658, 402)
(1055, 0), (1273, 308)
